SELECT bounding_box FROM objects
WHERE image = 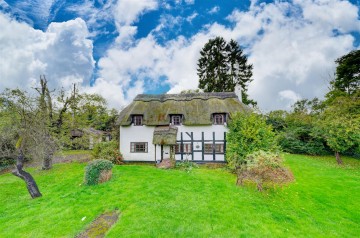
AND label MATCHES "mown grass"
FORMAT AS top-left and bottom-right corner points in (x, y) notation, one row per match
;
(0, 154), (359, 237)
